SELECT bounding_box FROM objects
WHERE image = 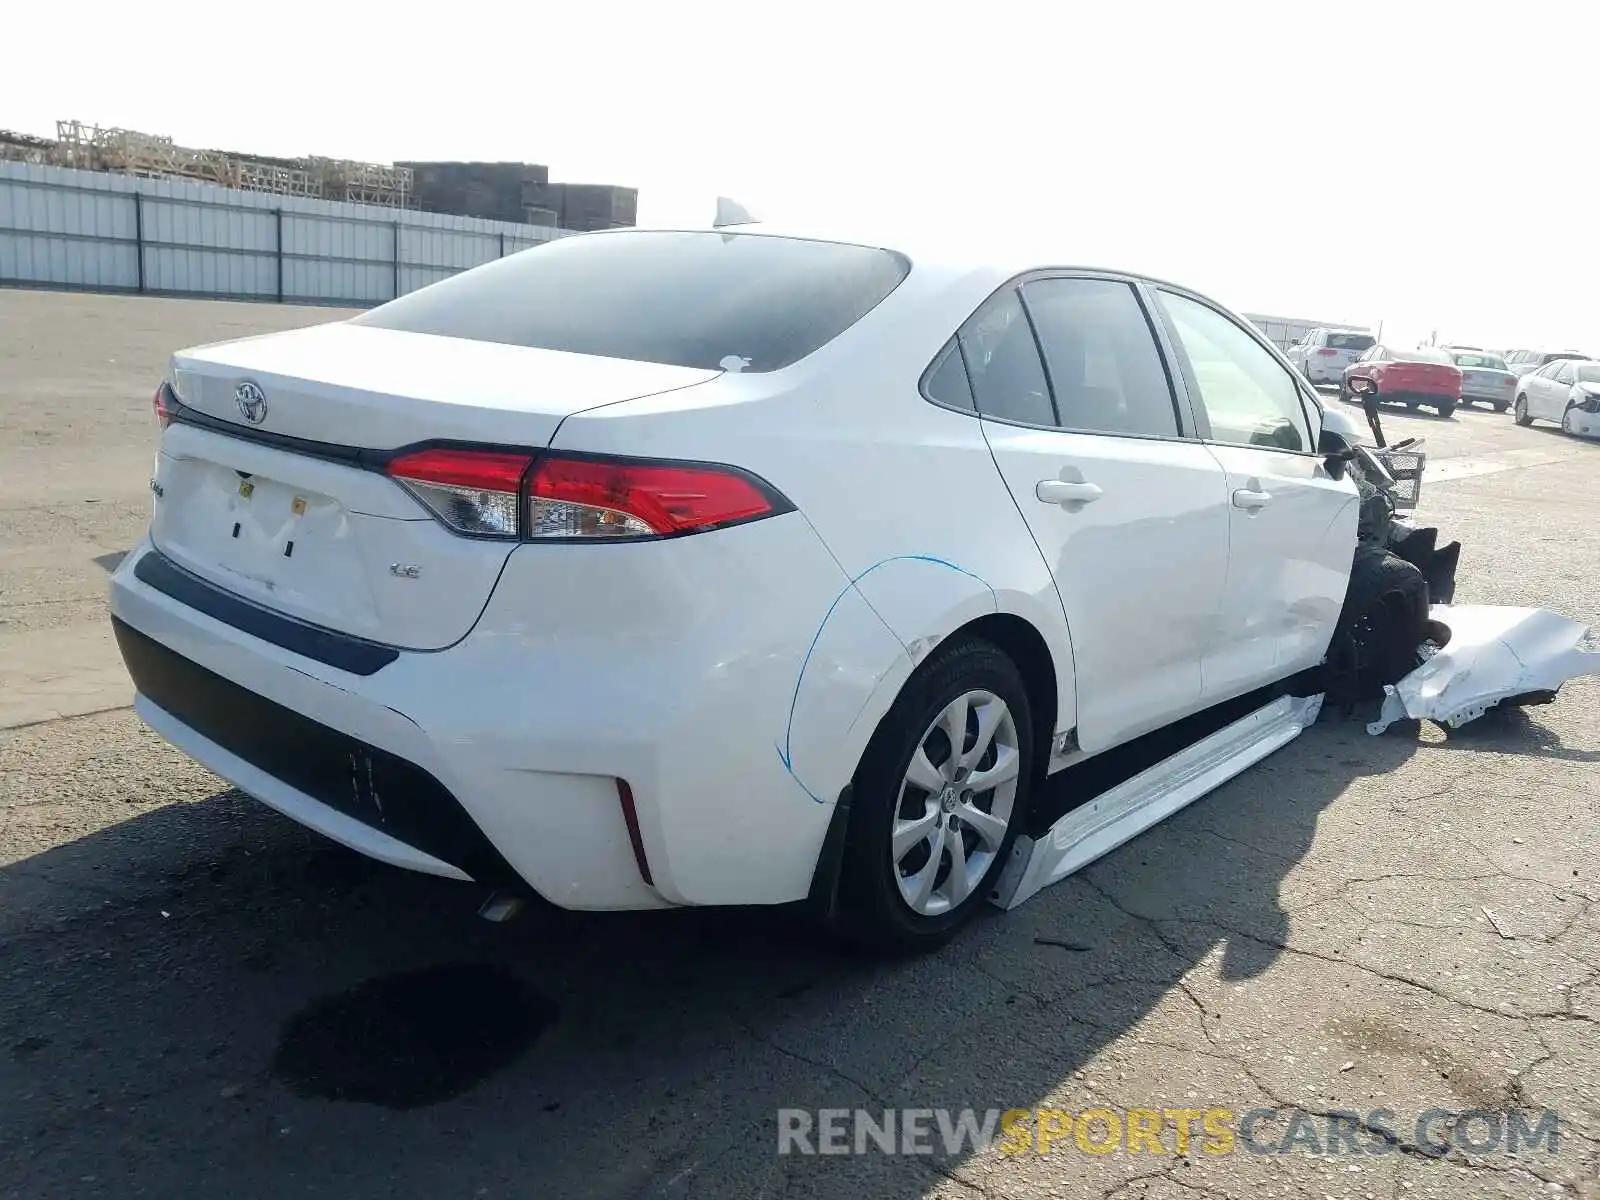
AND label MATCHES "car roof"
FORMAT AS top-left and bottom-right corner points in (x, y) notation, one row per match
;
(662, 218), (1197, 292)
